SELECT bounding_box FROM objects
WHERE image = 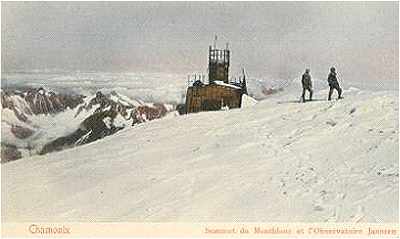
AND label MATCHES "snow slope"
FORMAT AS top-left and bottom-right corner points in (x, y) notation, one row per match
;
(2, 88), (398, 222)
